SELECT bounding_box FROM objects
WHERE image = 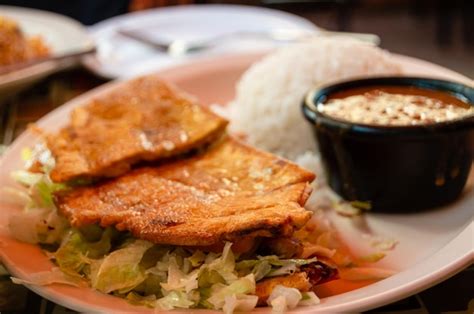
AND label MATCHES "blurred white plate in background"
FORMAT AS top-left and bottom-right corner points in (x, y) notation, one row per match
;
(0, 6), (93, 100)
(83, 4), (319, 79)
